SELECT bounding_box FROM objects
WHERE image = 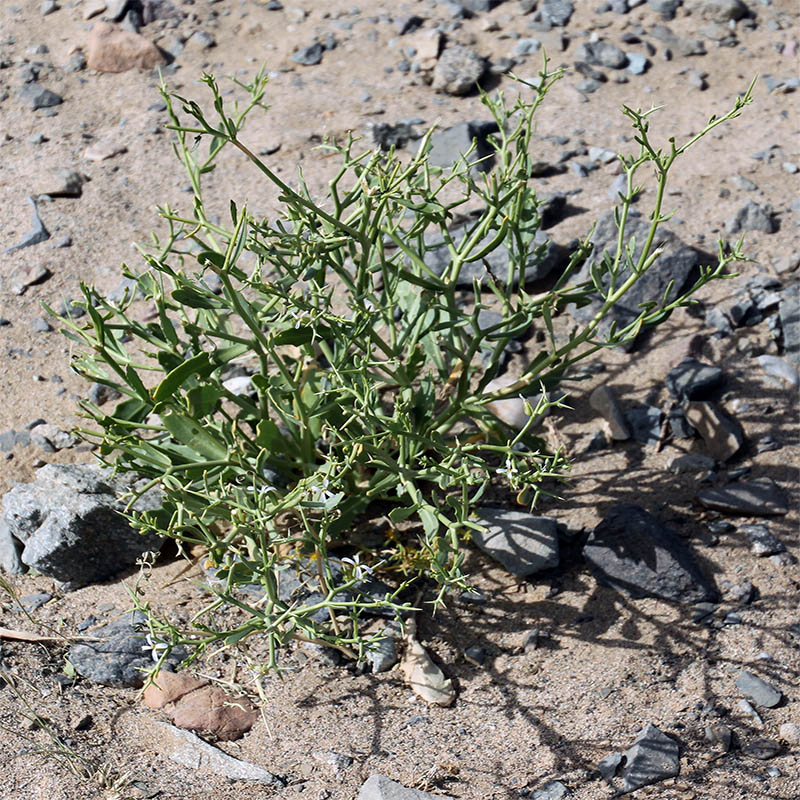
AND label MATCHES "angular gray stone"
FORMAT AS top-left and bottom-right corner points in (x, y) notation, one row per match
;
(0, 518), (24, 574)
(757, 355), (799, 388)
(427, 120), (499, 174)
(69, 611), (186, 688)
(18, 83), (63, 110)
(741, 523), (785, 557)
(648, 0), (682, 19)
(532, 781), (570, 799)
(626, 52), (648, 75)
(780, 282), (799, 370)
(142, 718), (283, 784)
(3, 196), (50, 253)
(422, 218), (564, 286)
(622, 723), (680, 792)
(667, 453), (715, 474)
(625, 405), (662, 445)
(686, 0), (748, 23)
(696, 479), (789, 516)
(538, 0), (574, 26)
(358, 774), (454, 800)
(1, 464), (164, 589)
(737, 670), (783, 709)
(576, 41), (627, 69)
(726, 201), (776, 234)
(665, 358), (725, 400)
(583, 505), (715, 602)
(472, 509), (560, 577)
(597, 752), (624, 780)
(568, 210), (700, 347)
(291, 42), (323, 66)
(432, 46), (485, 95)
